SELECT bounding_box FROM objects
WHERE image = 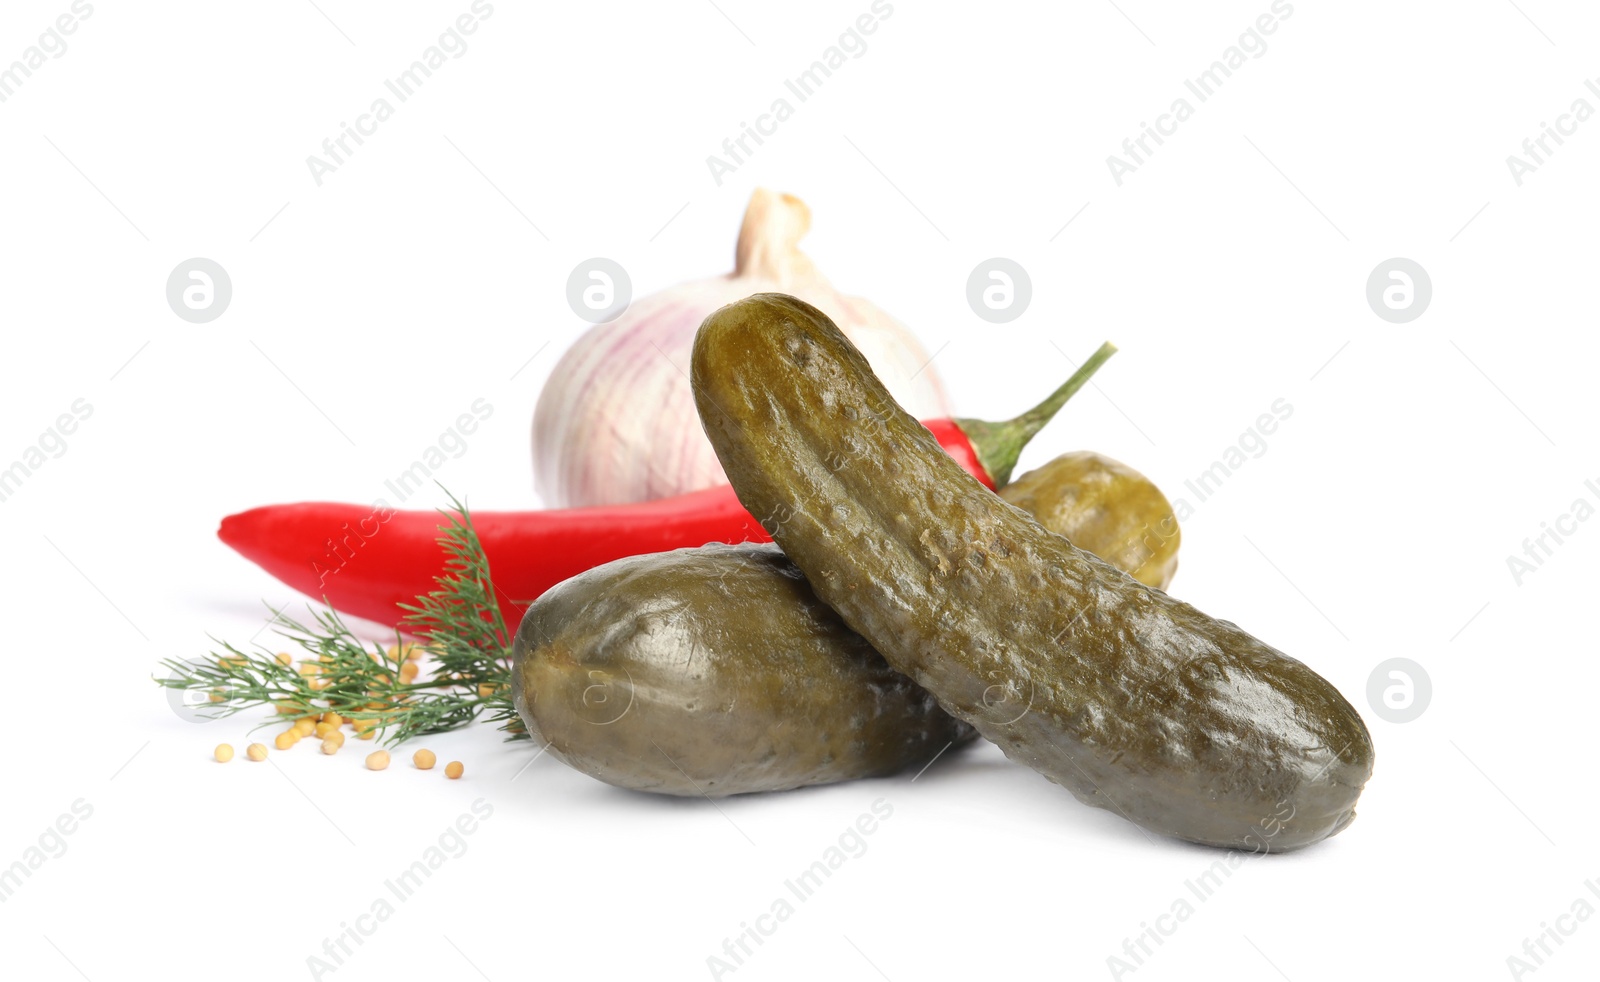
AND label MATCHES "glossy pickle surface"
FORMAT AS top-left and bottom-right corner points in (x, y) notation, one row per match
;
(1002, 450), (1181, 590)
(691, 293), (1375, 851)
(512, 542), (974, 796)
